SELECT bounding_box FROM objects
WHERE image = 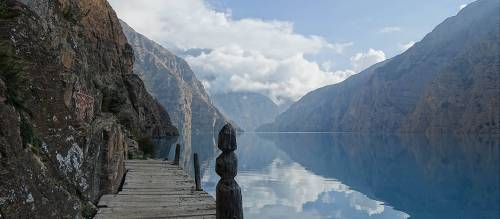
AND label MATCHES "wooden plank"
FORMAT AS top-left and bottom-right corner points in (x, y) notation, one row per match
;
(126, 171), (187, 175)
(119, 190), (205, 195)
(125, 164), (181, 168)
(121, 187), (195, 191)
(99, 193), (212, 202)
(99, 199), (215, 208)
(123, 182), (195, 187)
(96, 207), (216, 217)
(122, 185), (196, 190)
(95, 214), (215, 219)
(124, 180), (195, 184)
(125, 162), (177, 166)
(95, 159), (215, 219)
(125, 160), (173, 164)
